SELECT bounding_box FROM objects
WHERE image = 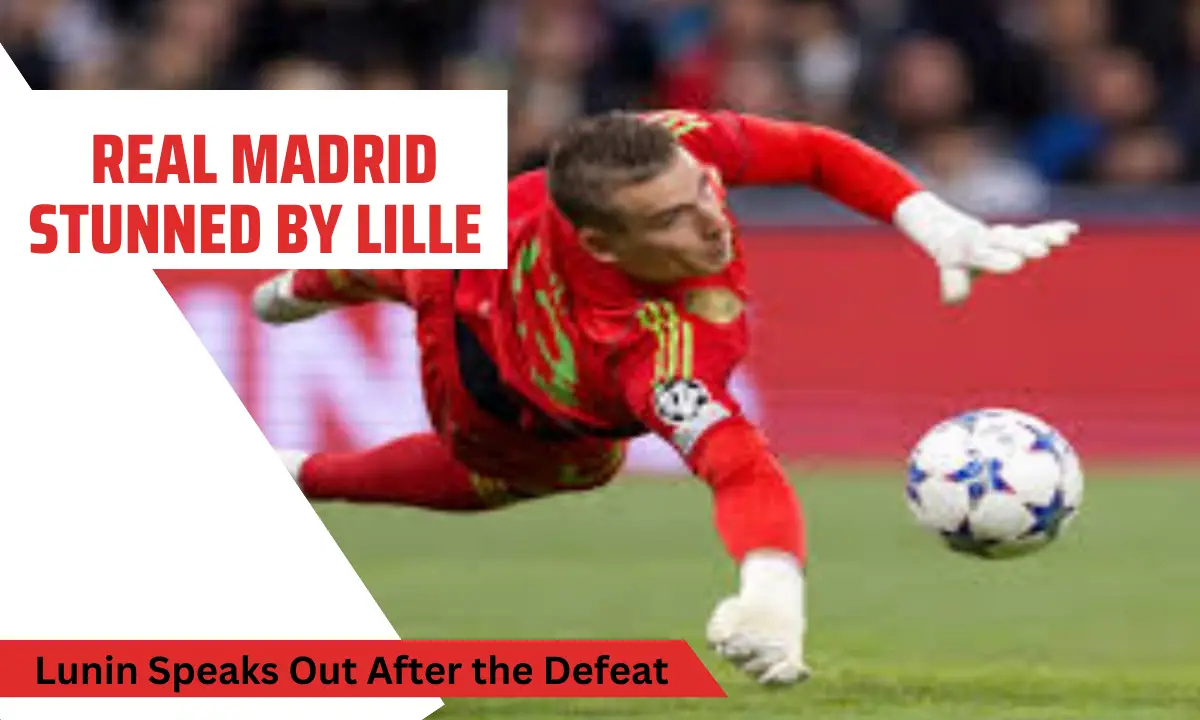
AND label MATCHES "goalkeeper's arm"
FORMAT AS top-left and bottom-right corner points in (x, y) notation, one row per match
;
(707, 111), (1079, 304)
(618, 350), (810, 684)
(688, 415), (806, 565)
(613, 314), (805, 566)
